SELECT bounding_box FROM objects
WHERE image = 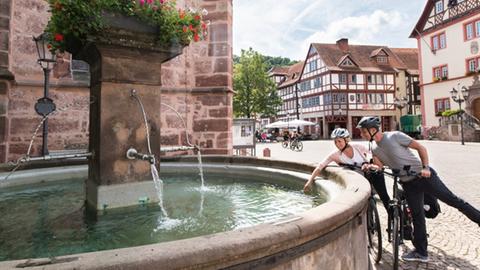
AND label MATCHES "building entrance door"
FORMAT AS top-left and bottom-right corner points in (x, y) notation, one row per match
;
(473, 98), (480, 120)
(351, 116), (362, 139)
(381, 116), (392, 131)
